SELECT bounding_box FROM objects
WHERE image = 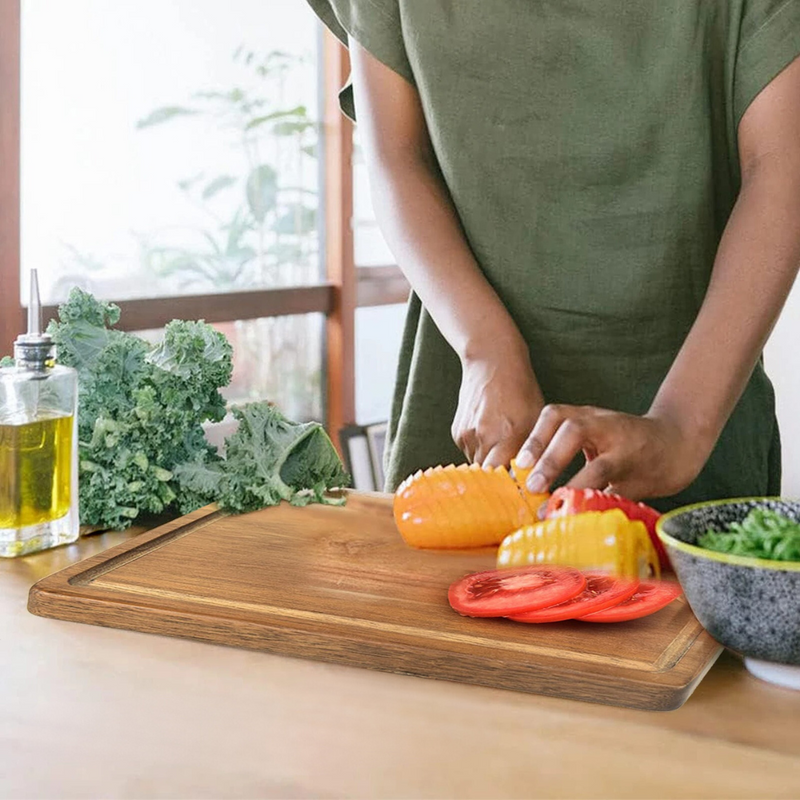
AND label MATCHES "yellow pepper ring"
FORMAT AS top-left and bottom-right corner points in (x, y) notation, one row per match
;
(496, 509), (660, 580)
